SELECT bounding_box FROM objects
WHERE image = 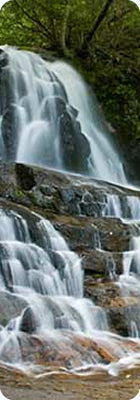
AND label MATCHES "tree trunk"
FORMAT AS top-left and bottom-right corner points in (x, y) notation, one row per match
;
(86, 0), (114, 44)
(60, 0), (71, 57)
(78, 0), (115, 57)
